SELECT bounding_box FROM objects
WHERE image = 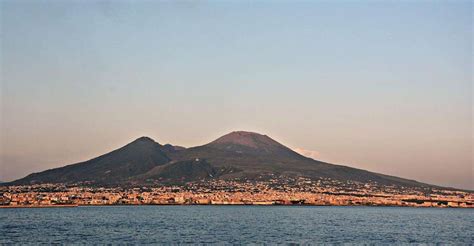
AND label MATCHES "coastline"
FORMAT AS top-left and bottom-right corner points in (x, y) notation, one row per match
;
(0, 204), (78, 208)
(1, 203), (472, 209)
